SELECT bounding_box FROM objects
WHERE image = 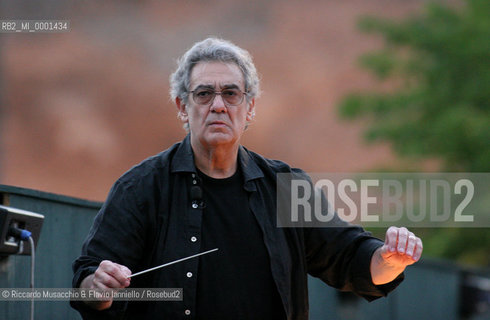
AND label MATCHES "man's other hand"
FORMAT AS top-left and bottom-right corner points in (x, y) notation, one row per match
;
(370, 226), (423, 285)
